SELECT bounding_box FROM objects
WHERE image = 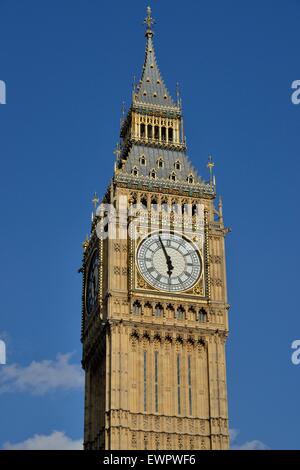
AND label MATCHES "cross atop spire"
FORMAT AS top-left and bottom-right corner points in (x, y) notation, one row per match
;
(144, 6), (155, 37)
(134, 6), (176, 109)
